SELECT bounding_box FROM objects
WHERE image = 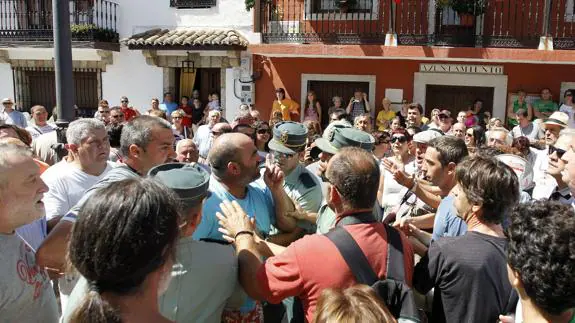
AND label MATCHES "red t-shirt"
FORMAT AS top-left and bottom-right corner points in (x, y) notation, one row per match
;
(121, 106), (138, 122)
(180, 105), (194, 127)
(256, 222), (414, 322)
